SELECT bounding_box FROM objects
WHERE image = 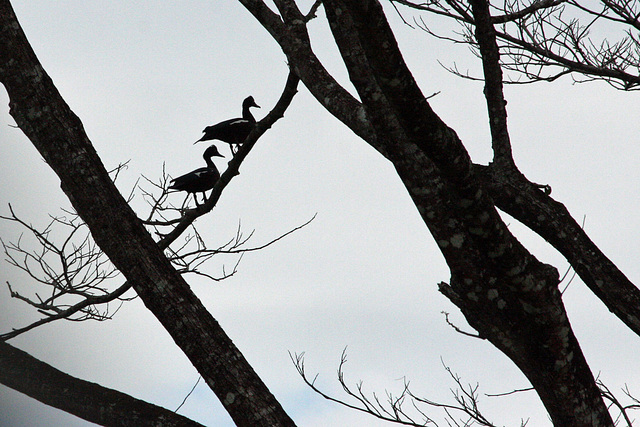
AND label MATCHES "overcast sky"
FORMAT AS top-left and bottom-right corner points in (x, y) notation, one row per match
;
(2, 1), (640, 426)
